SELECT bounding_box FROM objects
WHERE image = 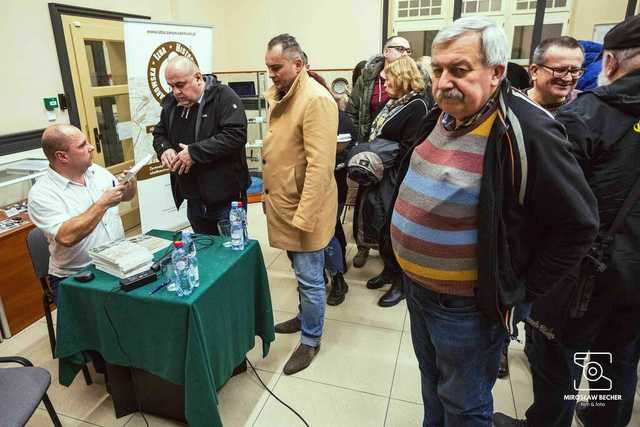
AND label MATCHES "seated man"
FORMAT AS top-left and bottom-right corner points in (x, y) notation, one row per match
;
(28, 124), (137, 300)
